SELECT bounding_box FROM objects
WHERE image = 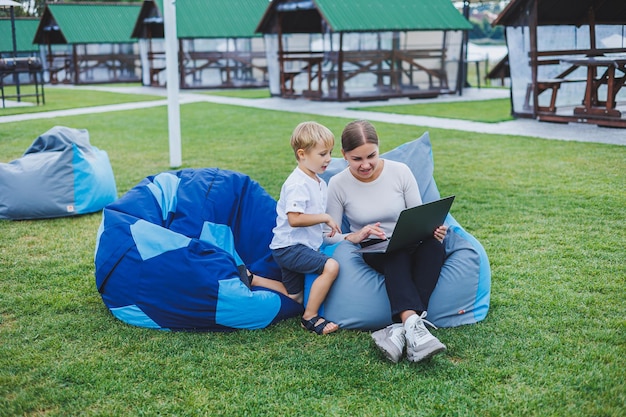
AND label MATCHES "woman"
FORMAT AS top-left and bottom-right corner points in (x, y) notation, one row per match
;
(325, 120), (448, 363)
